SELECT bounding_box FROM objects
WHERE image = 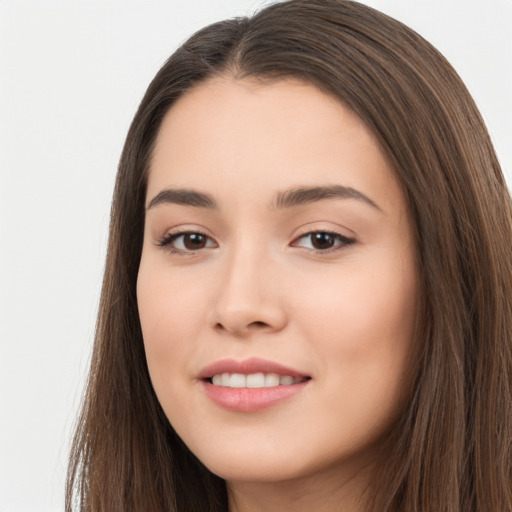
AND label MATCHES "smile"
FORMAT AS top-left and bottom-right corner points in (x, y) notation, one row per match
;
(210, 373), (307, 388)
(199, 358), (311, 411)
